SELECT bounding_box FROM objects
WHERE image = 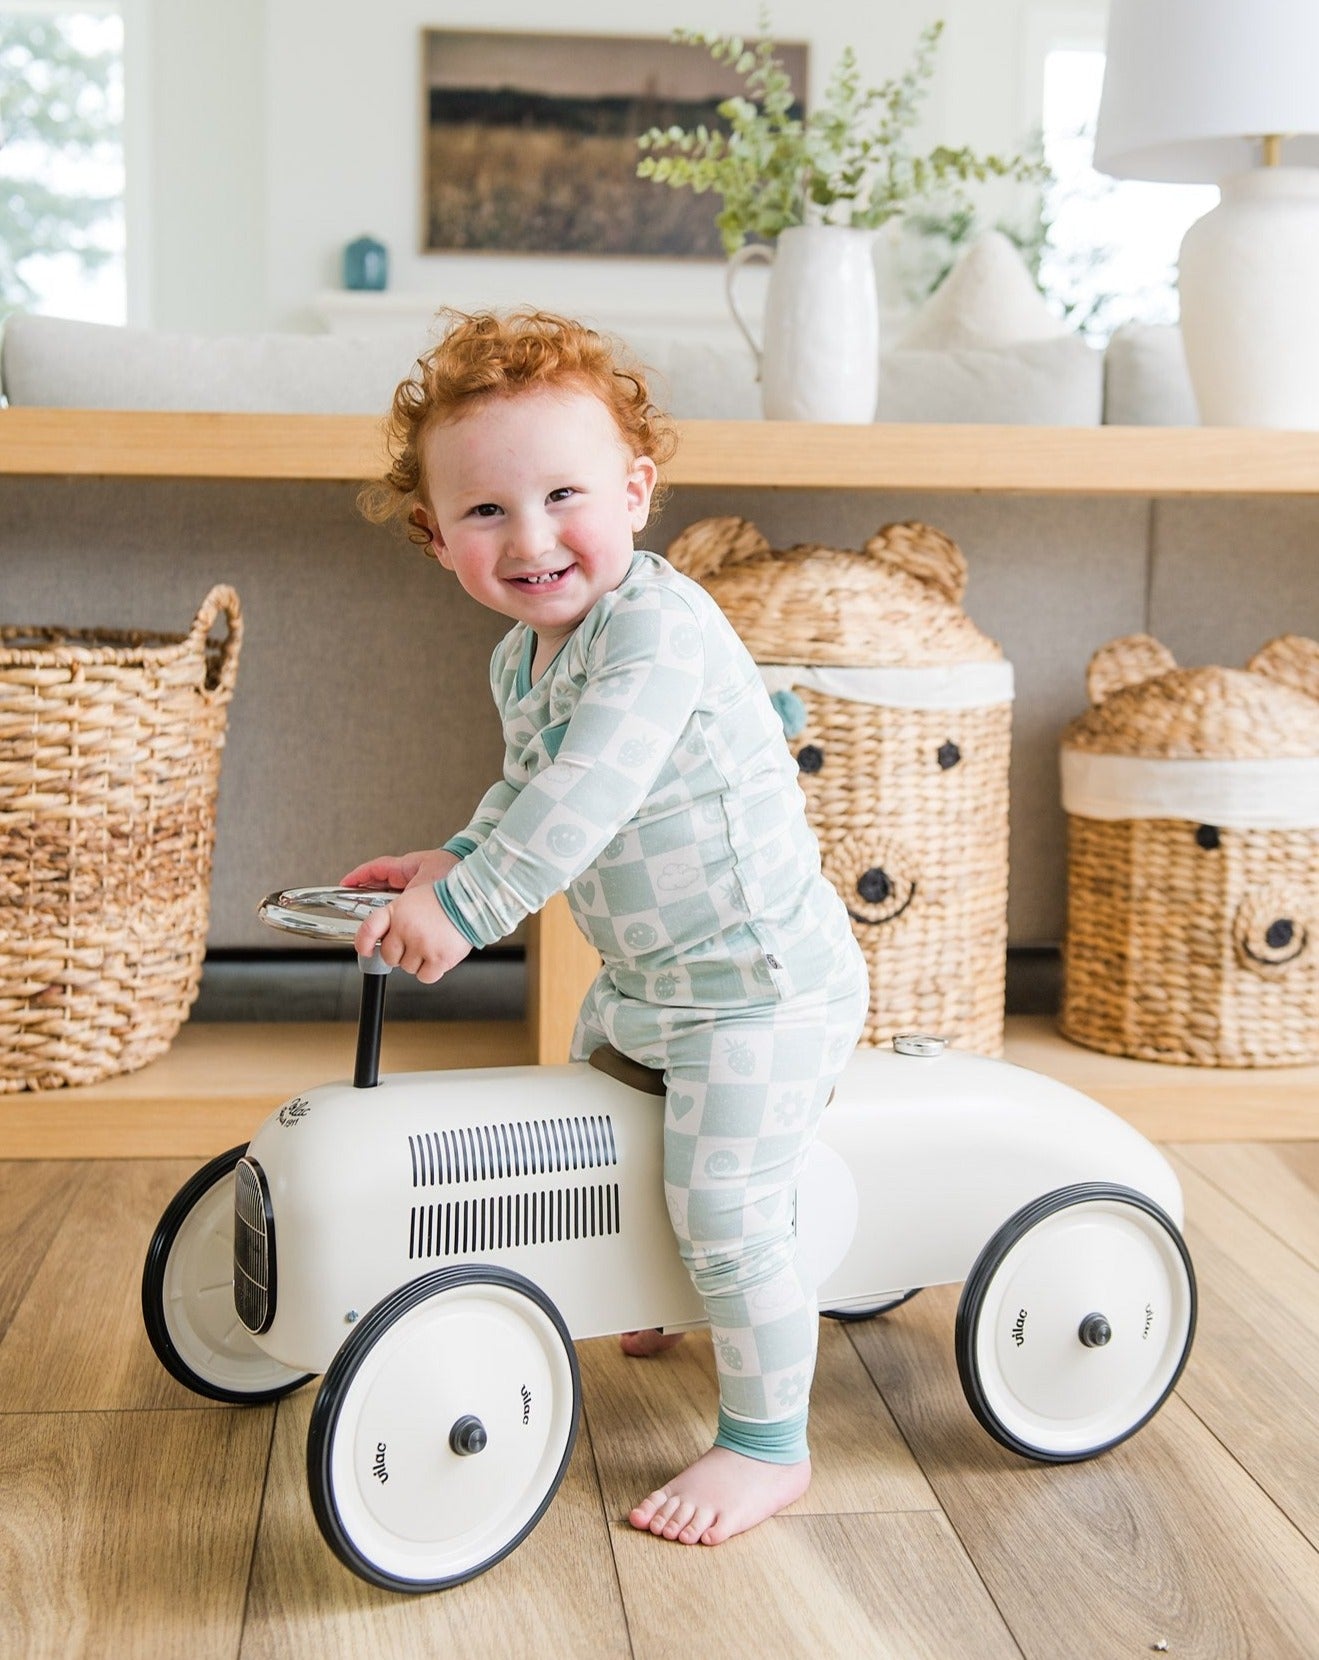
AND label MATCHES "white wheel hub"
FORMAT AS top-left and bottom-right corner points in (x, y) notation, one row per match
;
(318, 1274), (578, 1587)
(963, 1191), (1195, 1459)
